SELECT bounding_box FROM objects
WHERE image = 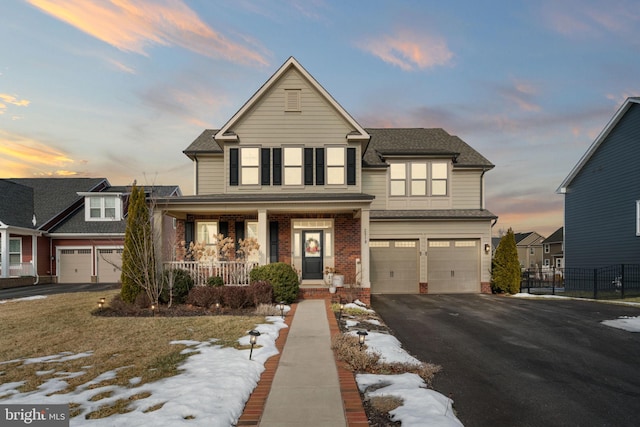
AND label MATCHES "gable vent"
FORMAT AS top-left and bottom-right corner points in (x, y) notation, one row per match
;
(285, 89), (301, 111)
